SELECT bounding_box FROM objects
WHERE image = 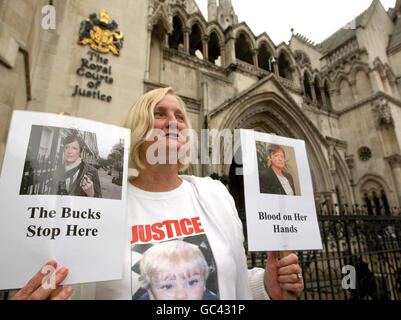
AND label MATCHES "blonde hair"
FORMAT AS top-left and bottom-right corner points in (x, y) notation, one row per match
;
(123, 87), (192, 171)
(139, 240), (209, 289)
